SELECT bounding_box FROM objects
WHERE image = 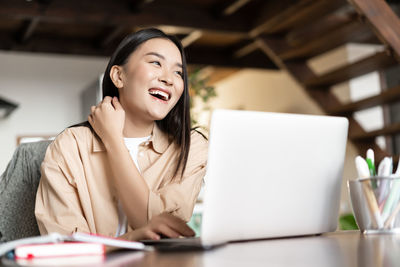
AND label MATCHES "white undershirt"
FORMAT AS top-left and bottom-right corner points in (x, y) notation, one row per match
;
(115, 135), (151, 237)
